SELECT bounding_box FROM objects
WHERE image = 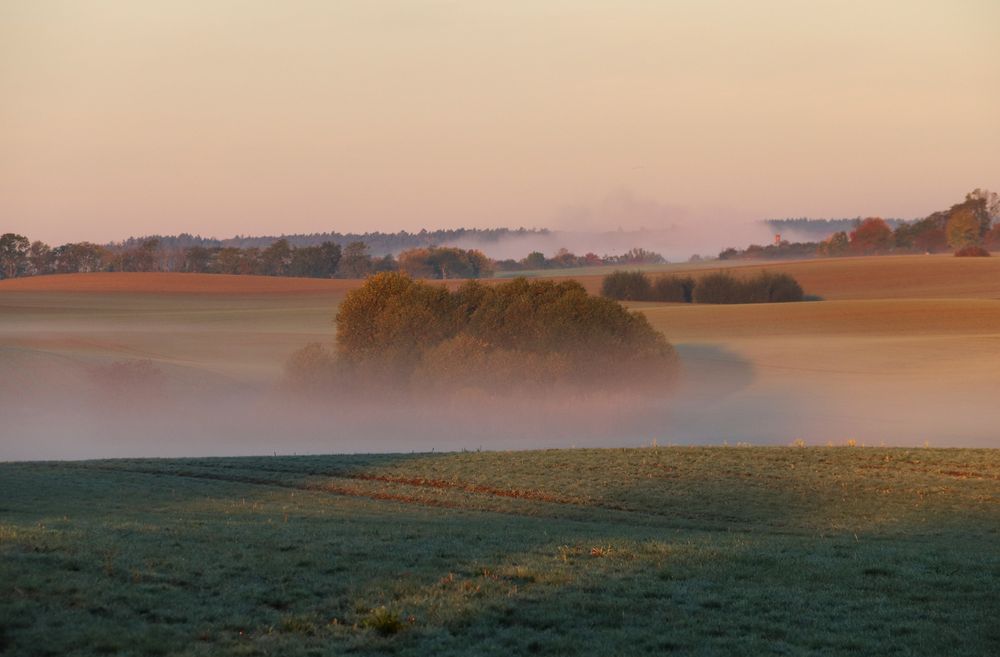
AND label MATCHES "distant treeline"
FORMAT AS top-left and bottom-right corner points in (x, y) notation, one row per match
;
(0, 233), (667, 281)
(763, 218), (907, 240)
(602, 270), (804, 304)
(495, 247), (665, 272)
(113, 228), (548, 257)
(727, 190), (999, 261)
